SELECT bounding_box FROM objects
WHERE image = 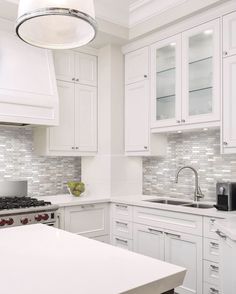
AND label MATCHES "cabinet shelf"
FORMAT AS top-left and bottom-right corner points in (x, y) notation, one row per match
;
(156, 67), (175, 74)
(189, 56), (212, 65)
(157, 94), (175, 100)
(189, 86), (212, 93)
